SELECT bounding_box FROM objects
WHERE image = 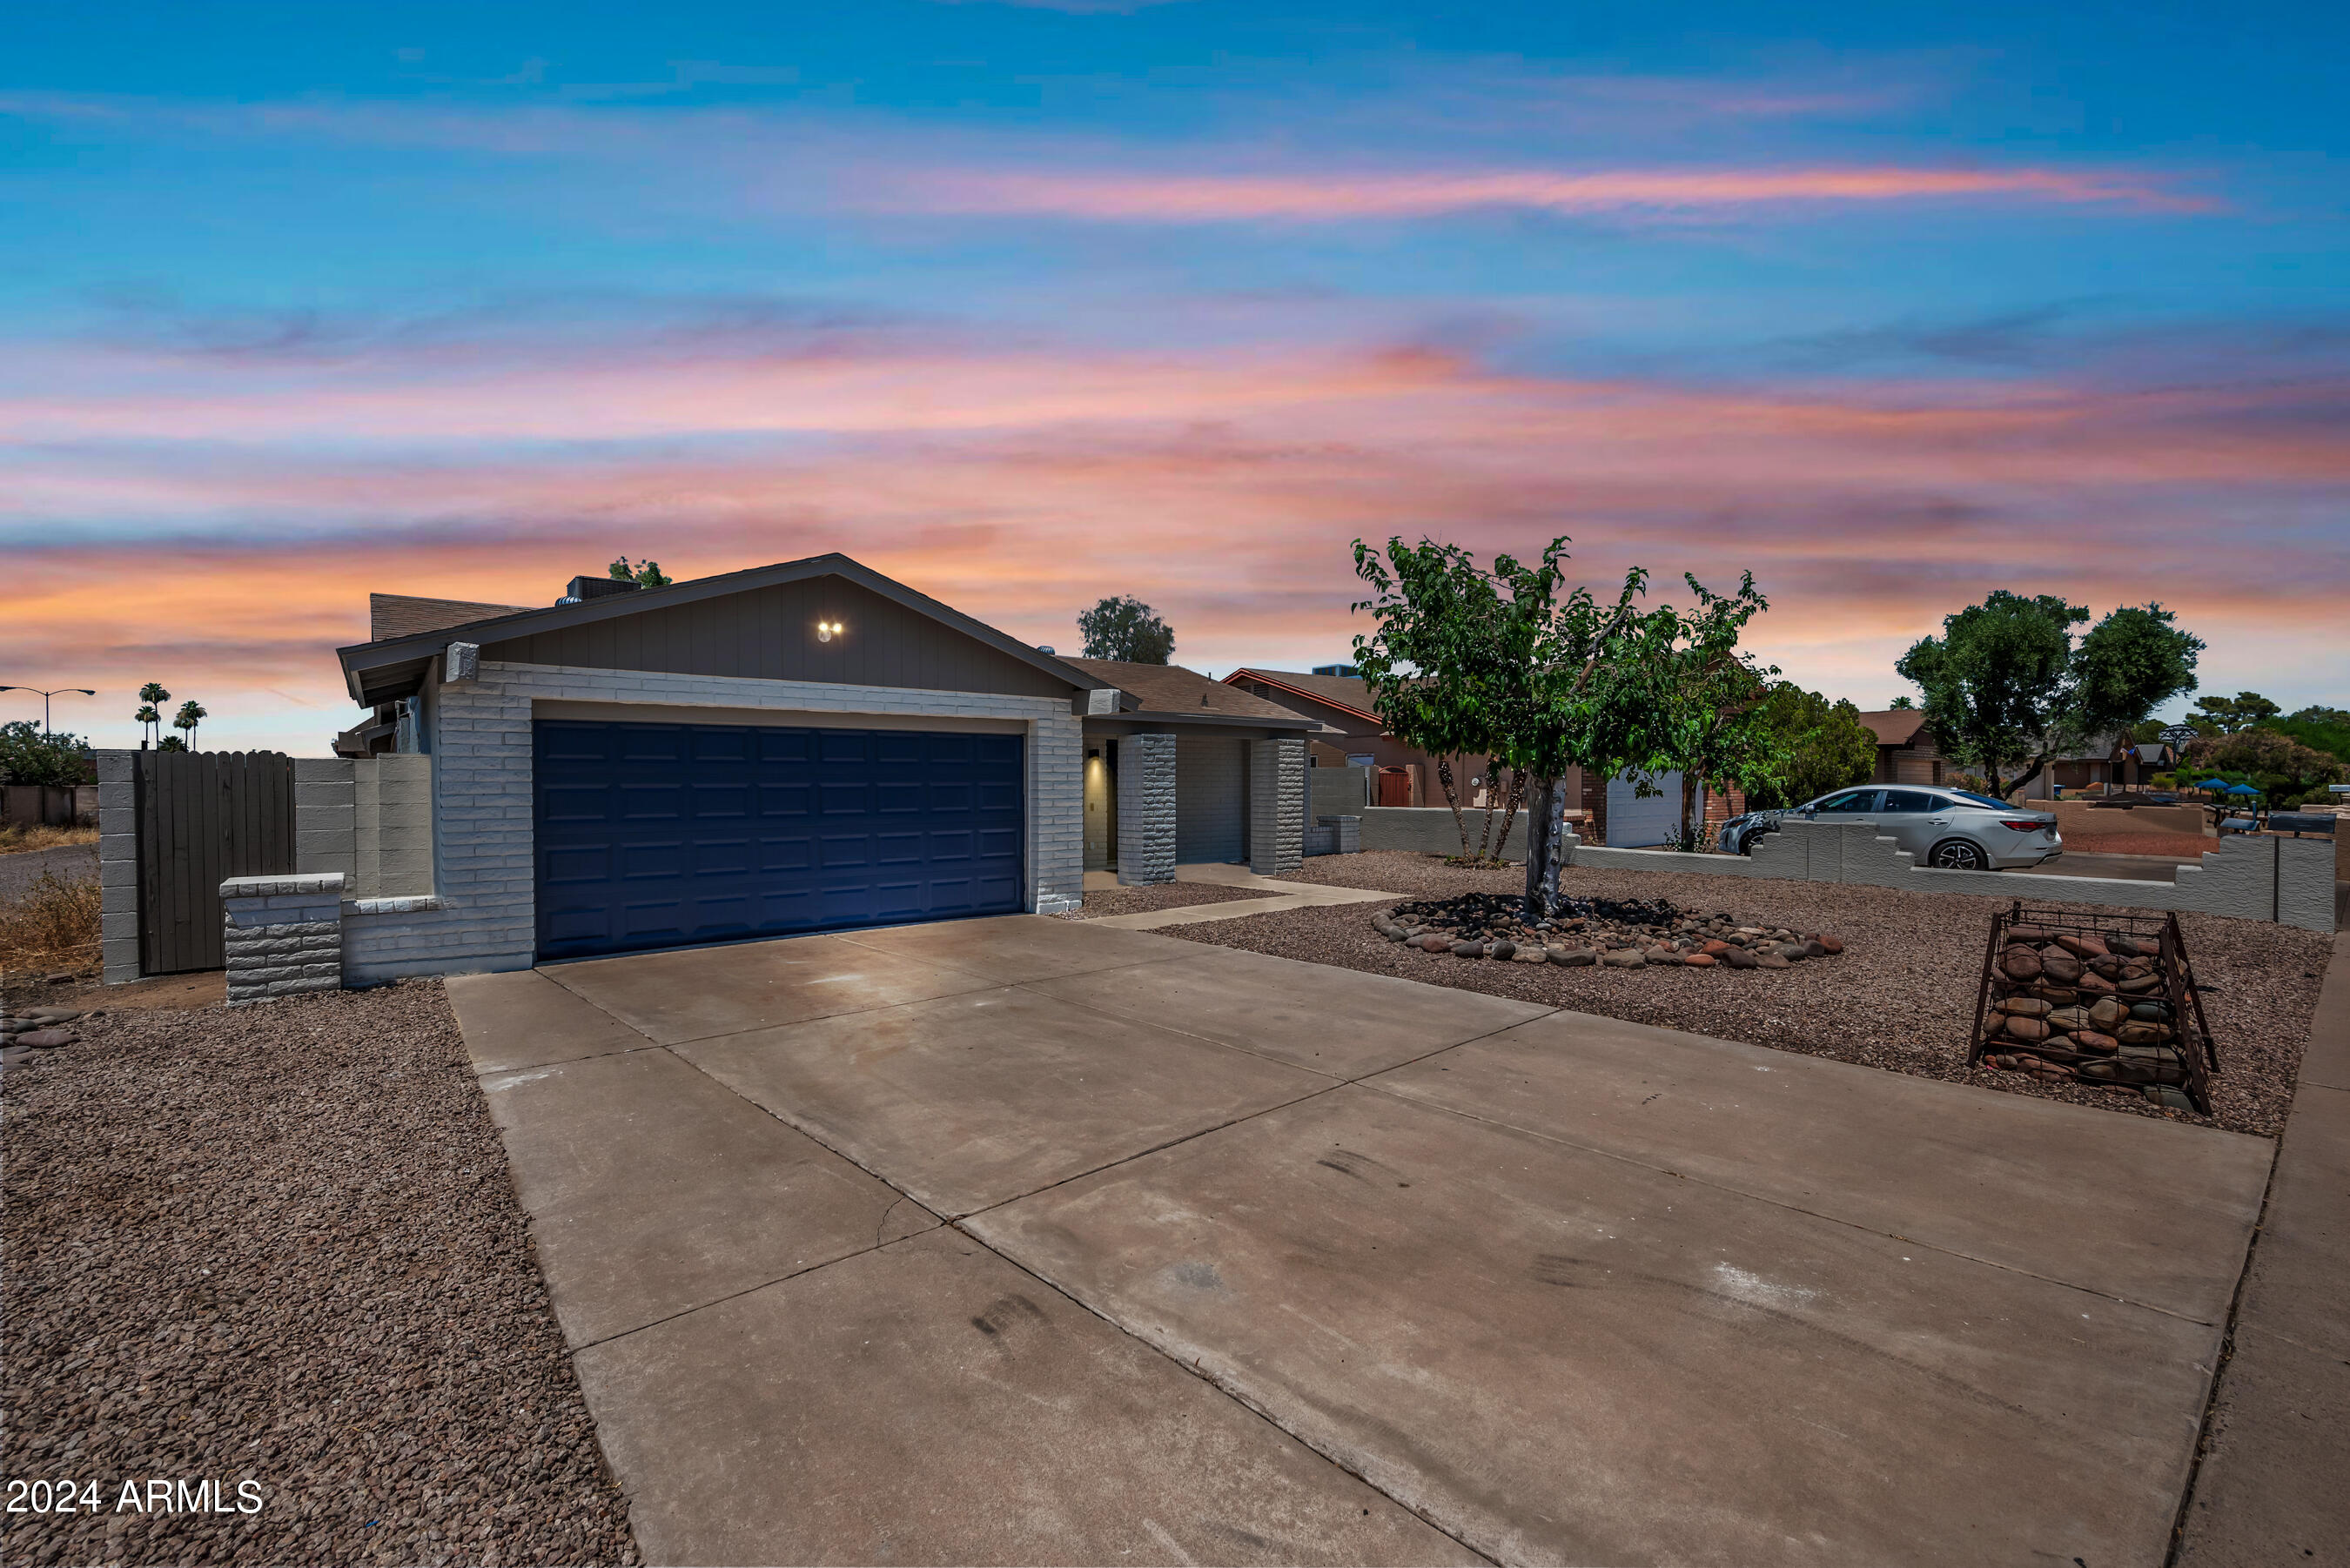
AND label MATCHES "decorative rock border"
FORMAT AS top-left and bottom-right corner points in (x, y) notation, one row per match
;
(1372, 893), (1846, 970)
